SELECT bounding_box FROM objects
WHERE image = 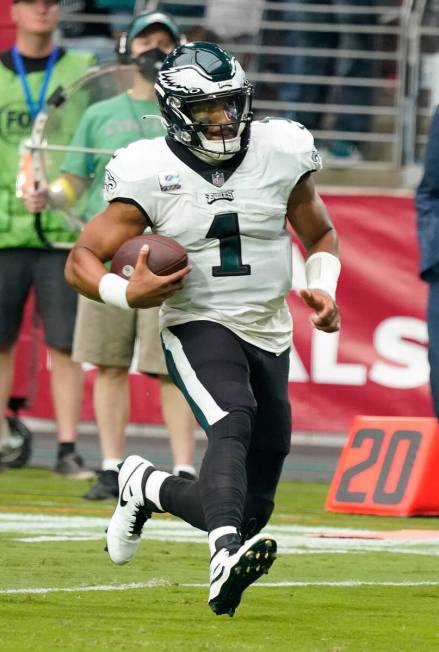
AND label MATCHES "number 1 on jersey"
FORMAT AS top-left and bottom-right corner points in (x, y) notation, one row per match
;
(206, 212), (251, 277)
